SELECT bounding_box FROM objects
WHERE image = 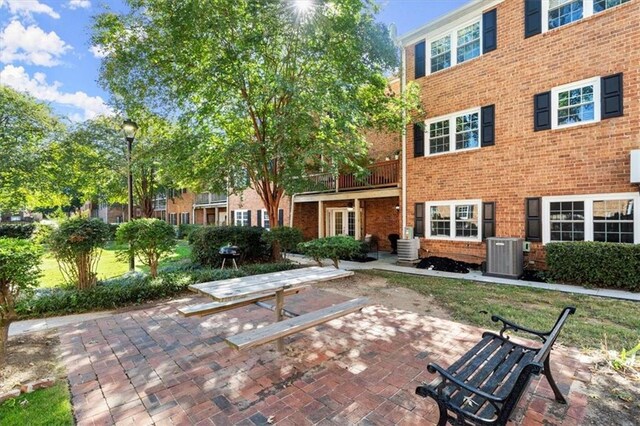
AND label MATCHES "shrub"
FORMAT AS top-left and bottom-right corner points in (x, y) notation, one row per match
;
(32, 222), (55, 246)
(0, 223), (36, 239)
(297, 236), (362, 268)
(261, 227), (303, 259)
(116, 219), (177, 278)
(546, 242), (640, 291)
(0, 238), (42, 367)
(189, 226), (270, 267)
(15, 263), (298, 318)
(49, 218), (110, 290)
(107, 224), (120, 241)
(177, 223), (200, 240)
